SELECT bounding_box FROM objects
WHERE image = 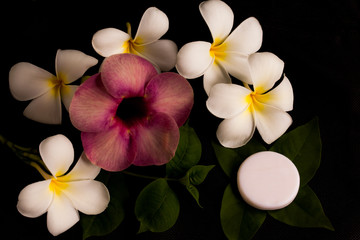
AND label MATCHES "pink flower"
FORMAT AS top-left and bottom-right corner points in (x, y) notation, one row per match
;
(69, 54), (194, 171)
